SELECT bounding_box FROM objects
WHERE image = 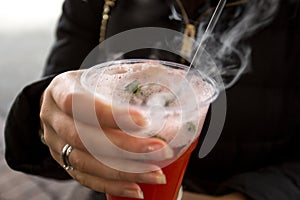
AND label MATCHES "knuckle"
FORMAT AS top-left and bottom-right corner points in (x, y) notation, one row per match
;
(116, 170), (128, 181)
(71, 154), (80, 169)
(78, 178), (88, 188)
(110, 170), (120, 180)
(71, 154), (85, 171)
(52, 117), (62, 133)
(51, 74), (74, 111)
(89, 180), (108, 194)
(68, 130), (83, 149)
(40, 87), (51, 108)
(95, 182), (108, 194)
(52, 117), (70, 139)
(39, 110), (46, 122)
(101, 183), (108, 194)
(53, 119), (81, 146)
(39, 101), (49, 122)
(117, 170), (124, 180)
(61, 93), (73, 111)
(73, 173), (85, 186)
(43, 129), (50, 145)
(74, 174), (96, 192)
